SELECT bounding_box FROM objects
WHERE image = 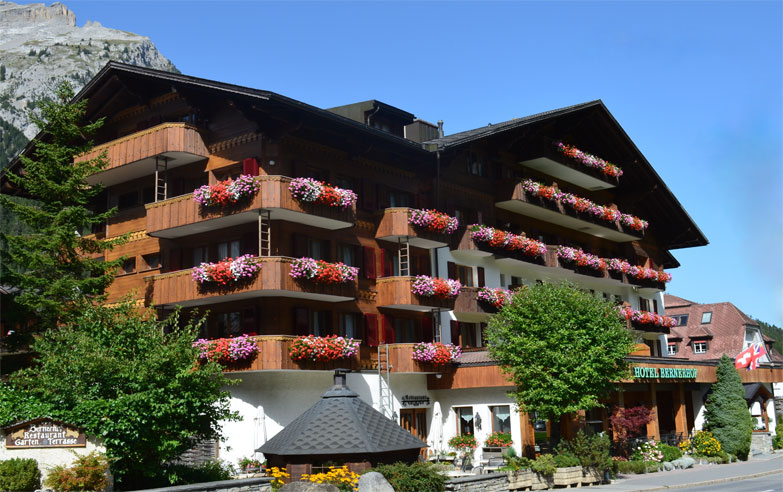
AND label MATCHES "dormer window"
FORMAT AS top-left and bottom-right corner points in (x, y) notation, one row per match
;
(693, 341), (708, 354)
(701, 311), (712, 324)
